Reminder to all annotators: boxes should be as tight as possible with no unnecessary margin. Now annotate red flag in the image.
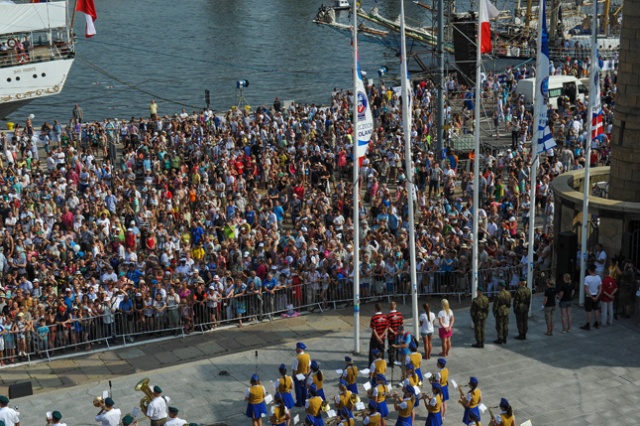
[76,0,98,38]
[479,0,499,54]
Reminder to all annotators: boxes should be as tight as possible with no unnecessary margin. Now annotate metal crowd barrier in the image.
[0,265,555,366]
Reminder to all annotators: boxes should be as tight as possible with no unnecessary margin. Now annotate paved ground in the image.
[3,295,640,426]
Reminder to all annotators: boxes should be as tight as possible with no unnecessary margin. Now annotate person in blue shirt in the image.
[274,200,285,226]
[126,263,144,287]
[191,223,204,245]
[262,272,279,319]
[392,325,413,360]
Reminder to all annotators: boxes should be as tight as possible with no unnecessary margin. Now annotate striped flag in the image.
[76,0,97,38]
[479,0,499,54]
[590,58,604,140]
[535,0,556,154]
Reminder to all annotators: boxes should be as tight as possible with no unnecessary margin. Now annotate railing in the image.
[0,265,555,366]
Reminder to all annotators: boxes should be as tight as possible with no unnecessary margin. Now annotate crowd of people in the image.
[0,42,637,368]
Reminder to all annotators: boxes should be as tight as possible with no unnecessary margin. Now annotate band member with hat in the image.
[392,385,416,426]
[0,395,19,426]
[245,374,268,426]
[270,393,291,426]
[334,380,355,418]
[276,364,295,409]
[423,382,443,426]
[337,407,355,426]
[363,400,381,426]
[369,374,388,426]
[402,364,419,389]
[306,361,326,401]
[404,342,423,383]
[436,358,449,420]
[95,397,121,426]
[46,411,66,426]
[304,384,324,426]
[369,349,386,386]
[462,377,482,426]
[341,357,359,394]
[164,407,186,426]
[293,342,311,407]
[490,398,515,426]
[147,385,168,426]
[121,415,137,426]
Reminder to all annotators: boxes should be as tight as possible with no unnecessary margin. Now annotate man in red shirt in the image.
[600,269,618,326]
[386,301,404,363]
[369,302,388,364]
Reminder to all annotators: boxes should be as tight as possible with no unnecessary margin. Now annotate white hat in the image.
[244,251,250,257]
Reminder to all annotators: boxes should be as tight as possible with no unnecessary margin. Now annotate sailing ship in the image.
[0,0,75,119]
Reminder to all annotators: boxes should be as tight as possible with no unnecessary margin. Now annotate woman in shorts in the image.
[419,303,436,359]
[557,273,574,333]
[437,299,454,357]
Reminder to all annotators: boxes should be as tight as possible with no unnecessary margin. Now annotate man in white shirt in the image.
[0,395,19,426]
[594,244,607,277]
[47,410,66,426]
[580,265,602,331]
[164,407,187,426]
[95,397,121,426]
[146,385,168,426]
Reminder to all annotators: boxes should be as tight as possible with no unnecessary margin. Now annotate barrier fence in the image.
[0,265,555,366]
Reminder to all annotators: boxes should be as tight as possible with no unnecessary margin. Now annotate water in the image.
[6,0,438,124]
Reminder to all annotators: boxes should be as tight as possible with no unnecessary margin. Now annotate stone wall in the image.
[609,0,640,202]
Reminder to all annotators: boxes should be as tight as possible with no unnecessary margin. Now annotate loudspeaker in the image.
[556,231,578,284]
[451,14,477,87]
[8,381,33,399]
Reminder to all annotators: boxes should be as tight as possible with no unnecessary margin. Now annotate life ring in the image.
[17,53,29,64]
[6,38,16,48]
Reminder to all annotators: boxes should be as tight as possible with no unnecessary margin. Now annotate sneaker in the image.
[593,322,600,329]
[580,323,591,330]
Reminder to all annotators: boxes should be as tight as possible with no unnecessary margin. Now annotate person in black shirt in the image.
[557,273,574,333]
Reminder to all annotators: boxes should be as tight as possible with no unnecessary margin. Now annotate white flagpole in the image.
[579,0,598,305]
[352,0,361,354]
[471,2,483,301]
[400,0,420,338]
[526,0,546,311]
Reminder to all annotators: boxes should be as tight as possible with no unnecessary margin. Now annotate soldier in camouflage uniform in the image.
[470,287,490,348]
[513,277,532,340]
[493,281,511,344]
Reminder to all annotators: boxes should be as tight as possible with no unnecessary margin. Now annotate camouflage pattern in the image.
[493,288,512,341]
[513,285,532,337]
[470,293,490,344]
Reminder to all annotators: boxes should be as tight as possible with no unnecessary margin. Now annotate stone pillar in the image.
[609,0,640,202]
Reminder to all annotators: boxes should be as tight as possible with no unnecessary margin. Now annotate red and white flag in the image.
[479,0,499,54]
[76,0,98,38]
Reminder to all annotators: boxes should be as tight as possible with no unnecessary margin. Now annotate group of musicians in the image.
[244,341,516,426]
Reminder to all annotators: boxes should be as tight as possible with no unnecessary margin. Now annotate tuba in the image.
[134,378,154,416]
[92,396,105,409]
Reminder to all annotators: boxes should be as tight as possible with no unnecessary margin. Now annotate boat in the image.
[0,0,75,120]
[332,0,351,11]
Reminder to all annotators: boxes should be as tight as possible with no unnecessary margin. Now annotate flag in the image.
[355,60,373,159]
[479,0,499,54]
[589,21,604,140]
[76,0,97,38]
[401,65,413,130]
[535,0,556,154]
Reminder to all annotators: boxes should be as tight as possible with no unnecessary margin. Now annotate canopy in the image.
[0,1,67,36]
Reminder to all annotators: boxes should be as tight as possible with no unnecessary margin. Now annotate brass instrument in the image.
[458,385,467,407]
[321,400,332,413]
[134,378,154,416]
[92,396,105,409]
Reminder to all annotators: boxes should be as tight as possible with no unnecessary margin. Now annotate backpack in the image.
[403,331,419,348]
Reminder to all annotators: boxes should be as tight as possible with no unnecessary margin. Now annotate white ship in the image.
[0,0,75,119]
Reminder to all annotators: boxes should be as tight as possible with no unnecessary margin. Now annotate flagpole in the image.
[579,0,598,305]
[400,0,420,338]
[526,0,546,314]
[352,0,361,355]
[471,3,483,302]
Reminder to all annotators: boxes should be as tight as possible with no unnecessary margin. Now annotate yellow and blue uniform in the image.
[370,358,387,386]
[372,384,389,418]
[271,404,289,426]
[293,345,311,407]
[277,375,295,409]
[343,364,359,394]
[439,367,449,401]
[425,394,442,426]
[395,397,415,426]
[496,411,515,426]
[335,390,355,417]
[305,395,324,426]
[308,372,325,401]
[245,385,267,419]
[462,388,482,425]
[364,412,382,426]
[407,352,423,382]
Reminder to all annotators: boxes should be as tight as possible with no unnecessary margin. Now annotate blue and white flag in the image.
[535,0,556,154]
[355,60,373,159]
